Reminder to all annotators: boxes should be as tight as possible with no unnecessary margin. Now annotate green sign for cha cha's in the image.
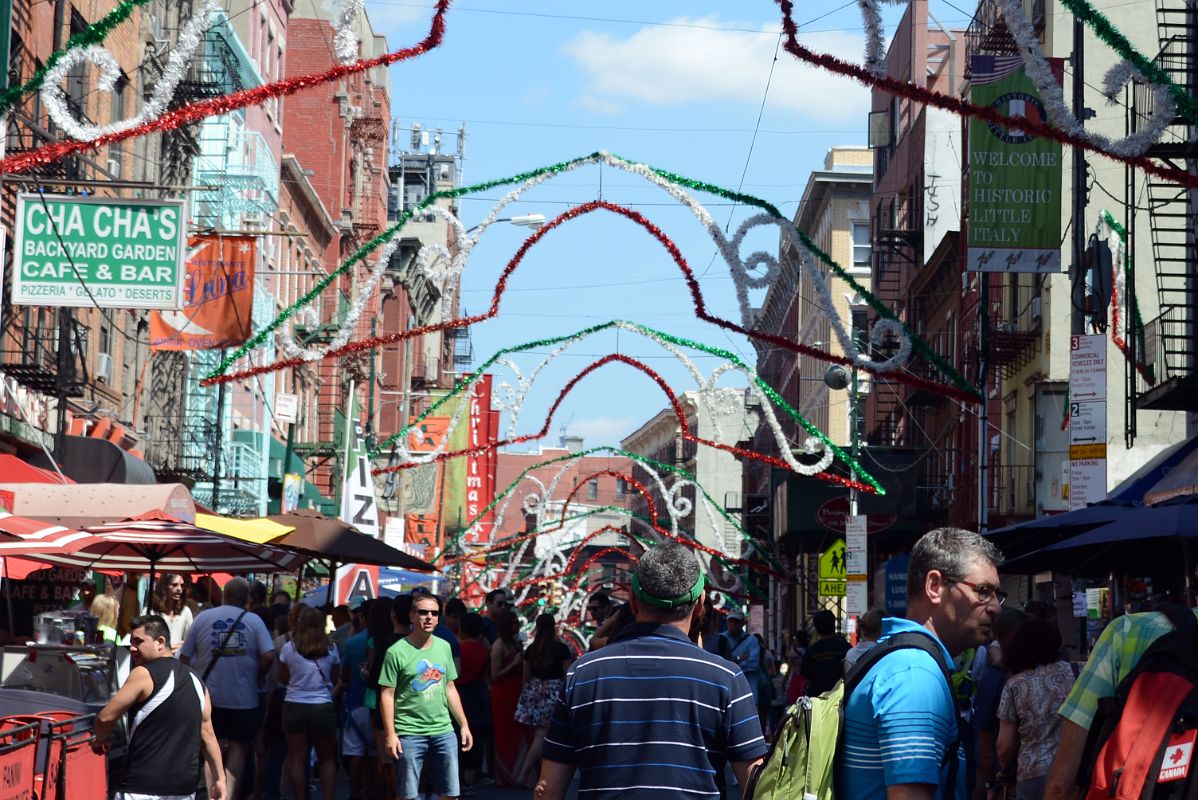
[11,194,188,309]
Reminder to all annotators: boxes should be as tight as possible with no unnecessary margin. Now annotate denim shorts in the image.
[397,731,459,799]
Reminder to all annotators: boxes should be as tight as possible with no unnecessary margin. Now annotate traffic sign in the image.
[1069,334,1107,510]
[819,539,847,597]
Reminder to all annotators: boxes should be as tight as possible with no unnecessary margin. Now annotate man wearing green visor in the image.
[534,542,767,799]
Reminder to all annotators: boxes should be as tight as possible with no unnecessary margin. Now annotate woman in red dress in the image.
[489,609,528,786]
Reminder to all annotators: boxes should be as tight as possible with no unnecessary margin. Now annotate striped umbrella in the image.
[19,511,303,594]
[0,512,104,579]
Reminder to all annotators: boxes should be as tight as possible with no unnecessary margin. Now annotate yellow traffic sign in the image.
[819,539,848,597]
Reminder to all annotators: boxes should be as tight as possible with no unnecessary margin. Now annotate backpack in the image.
[1078,603,1198,800]
[746,631,959,800]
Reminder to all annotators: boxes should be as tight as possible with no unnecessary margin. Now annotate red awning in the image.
[0,455,73,484]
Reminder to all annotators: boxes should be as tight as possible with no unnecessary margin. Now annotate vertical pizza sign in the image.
[464,375,496,545]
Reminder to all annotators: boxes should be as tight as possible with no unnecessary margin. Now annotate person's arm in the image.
[379,685,401,759]
[534,760,577,800]
[974,728,997,800]
[1043,719,1087,800]
[731,758,764,797]
[996,719,1018,780]
[199,688,226,800]
[93,665,153,751]
[522,658,531,683]
[445,681,473,751]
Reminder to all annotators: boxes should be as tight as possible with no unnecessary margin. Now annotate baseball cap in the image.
[726,609,746,622]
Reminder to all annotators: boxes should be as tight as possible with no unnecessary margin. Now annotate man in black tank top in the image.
[93,614,226,799]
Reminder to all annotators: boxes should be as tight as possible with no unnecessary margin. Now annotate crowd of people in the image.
[89,528,1198,799]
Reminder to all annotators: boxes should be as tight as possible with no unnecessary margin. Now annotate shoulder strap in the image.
[202,610,249,683]
[843,630,961,786]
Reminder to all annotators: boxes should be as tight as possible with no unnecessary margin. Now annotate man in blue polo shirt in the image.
[840,527,1004,800]
[536,541,767,799]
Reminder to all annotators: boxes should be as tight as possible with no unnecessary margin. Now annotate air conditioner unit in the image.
[95,352,112,383]
[107,158,121,176]
[1030,296,1042,320]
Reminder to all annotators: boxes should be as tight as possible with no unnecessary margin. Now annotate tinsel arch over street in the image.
[8,0,1195,615]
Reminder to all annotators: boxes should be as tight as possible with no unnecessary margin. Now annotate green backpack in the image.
[746,632,957,800]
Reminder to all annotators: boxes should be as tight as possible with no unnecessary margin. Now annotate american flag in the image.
[971,54,1026,85]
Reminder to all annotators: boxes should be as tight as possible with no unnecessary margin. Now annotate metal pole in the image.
[1071,17,1088,338]
[53,309,71,463]
[212,349,226,512]
[978,277,990,532]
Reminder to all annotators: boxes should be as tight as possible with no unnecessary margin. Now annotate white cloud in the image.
[567,416,639,445]
[363,3,430,35]
[562,17,868,123]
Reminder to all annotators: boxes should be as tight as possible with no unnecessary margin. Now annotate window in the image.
[615,478,627,499]
[587,479,598,500]
[852,224,871,272]
[108,75,127,177]
[99,324,111,356]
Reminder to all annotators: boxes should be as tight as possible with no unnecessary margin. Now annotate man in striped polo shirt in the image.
[536,542,767,799]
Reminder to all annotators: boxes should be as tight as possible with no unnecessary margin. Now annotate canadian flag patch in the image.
[1160,731,1198,782]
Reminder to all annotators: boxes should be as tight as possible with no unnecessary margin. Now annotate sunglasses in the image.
[414,608,440,617]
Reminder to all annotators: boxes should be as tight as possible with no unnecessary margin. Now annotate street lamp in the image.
[464,213,546,235]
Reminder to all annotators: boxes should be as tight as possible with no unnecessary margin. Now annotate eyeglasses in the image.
[946,577,1007,607]
[414,608,440,617]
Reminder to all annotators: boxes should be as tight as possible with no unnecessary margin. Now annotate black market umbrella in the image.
[268,508,438,605]
[1003,495,1198,578]
[985,499,1137,560]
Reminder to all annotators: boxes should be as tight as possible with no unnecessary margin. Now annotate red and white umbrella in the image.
[0,512,101,579]
[18,511,303,588]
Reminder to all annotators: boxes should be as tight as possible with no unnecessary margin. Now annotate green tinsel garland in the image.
[367,319,885,495]
[209,152,980,400]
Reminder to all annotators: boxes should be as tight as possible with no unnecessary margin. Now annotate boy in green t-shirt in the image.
[379,592,473,800]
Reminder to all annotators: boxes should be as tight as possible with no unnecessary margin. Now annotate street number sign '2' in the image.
[11,194,187,309]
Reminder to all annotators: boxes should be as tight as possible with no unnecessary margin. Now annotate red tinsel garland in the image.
[774,0,1198,190]
[0,0,450,176]
[204,199,980,405]
[371,351,880,493]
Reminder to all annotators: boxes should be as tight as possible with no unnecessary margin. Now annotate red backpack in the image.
[1079,604,1198,799]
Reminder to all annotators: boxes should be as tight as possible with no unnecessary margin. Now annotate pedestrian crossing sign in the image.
[819,538,847,597]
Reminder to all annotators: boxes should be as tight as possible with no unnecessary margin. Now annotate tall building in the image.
[2,0,188,482]
[280,2,392,502]
[963,0,1187,527]
[747,146,872,636]
[622,389,757,599]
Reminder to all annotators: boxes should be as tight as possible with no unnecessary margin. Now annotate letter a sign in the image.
[341,383,380,538]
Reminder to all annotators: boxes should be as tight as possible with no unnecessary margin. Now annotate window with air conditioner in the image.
[95,352,112,382]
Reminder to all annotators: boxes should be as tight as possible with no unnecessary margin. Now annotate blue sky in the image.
[369,1,971,450]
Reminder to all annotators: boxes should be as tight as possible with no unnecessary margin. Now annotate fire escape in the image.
[867,191,922,446]
[1133,0,1198,410]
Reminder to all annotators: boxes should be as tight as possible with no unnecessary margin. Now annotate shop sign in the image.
[11,194,187,308]
[884,554,910,616]
[464,376,495,544]
[816,496,896,534]
[966,56,1063,272]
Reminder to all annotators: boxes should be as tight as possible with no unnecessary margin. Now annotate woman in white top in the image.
[150,573,192,654]
[277,603,341,800]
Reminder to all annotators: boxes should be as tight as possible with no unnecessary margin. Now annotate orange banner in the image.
[404,417,450,552]
[149,235,256,350]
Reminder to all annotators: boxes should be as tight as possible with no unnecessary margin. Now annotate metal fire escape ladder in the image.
[1137,0,1198,409]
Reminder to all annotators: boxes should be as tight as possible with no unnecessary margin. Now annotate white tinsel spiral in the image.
[42,0,219,141]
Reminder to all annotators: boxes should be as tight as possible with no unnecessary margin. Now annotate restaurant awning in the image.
[29,434,155,484]
[0,482,197,527]
[1145,444,1198,506]
[0,454,72,484]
